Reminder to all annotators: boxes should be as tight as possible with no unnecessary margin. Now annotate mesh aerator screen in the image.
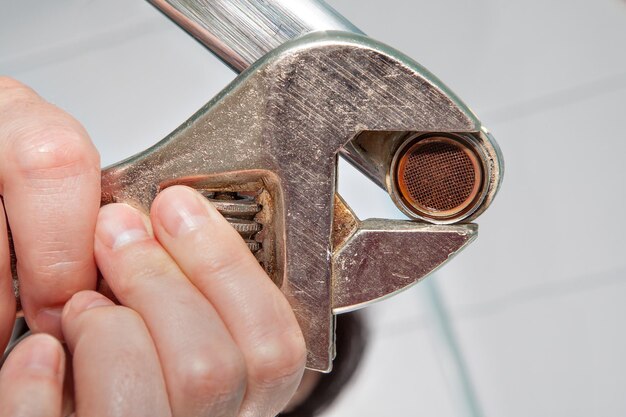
[397,137,482,218]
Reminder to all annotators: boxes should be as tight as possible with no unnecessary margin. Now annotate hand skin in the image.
[2,186,308,416]
[0,77,101,344]
[0,77,308,415]
[85,186,307,417]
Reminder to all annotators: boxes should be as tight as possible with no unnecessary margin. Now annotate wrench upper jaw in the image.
[330,195,478,314]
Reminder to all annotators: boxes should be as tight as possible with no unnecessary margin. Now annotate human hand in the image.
[1,185,306,416]
[0,77,101,347]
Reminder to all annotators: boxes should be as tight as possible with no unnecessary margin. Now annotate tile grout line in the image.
[421,278,484,417]
[451,266,626,320]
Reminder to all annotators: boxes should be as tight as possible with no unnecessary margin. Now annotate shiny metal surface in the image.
[330,195,478,313]
[149,0,503,221]
[332,221,477,310]
[205,194,262,217]
[148,0,361,71]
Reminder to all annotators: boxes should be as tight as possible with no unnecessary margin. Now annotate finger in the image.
[151,186,306,417]
[0,77,100,338]
[0,198,15,351]
[0,333,65,417]
[94,203,246,417]
[62,290,171,417]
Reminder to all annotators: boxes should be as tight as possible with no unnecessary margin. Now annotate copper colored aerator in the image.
[394,135,484,222]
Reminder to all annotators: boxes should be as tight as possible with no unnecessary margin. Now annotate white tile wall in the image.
[324,315,459,417]
[453,275,626,417]
[2,0,626,416]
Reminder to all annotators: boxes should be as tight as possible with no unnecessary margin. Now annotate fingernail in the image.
[23,335,62,375]
[158,187,211,237]
[84,297,114,310]
[97,204,150,250]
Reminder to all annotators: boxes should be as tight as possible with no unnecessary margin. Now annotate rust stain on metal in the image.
[331,194,358,250]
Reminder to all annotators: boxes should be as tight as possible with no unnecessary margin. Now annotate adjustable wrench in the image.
[11,0,504,372]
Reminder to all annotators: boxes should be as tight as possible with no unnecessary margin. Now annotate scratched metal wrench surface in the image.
[96,32,499,371]
[8,1,503,371]
[147,0,503,217]
[139,0,502,370]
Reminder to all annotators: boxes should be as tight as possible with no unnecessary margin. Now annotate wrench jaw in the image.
[97,32,500,372]
[330,195,478,314]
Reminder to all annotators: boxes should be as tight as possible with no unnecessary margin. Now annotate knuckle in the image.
[248,331,307,387]
[176,349,247,401]
[15,237,95,286]
[9,124,98,179]
[29,250,88,279]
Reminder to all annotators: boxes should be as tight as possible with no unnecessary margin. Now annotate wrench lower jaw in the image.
[331,198,478,314]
